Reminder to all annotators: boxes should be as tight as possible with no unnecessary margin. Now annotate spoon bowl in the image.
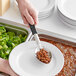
[35,47,52,59]
[35,46,52,64]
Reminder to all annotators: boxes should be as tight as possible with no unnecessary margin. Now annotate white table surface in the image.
[0,0,76,40]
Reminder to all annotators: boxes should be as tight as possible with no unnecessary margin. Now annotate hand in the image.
[0,58,18,76]
[17,0,38,26]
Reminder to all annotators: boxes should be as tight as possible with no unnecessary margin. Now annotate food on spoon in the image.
[36,48,51,64]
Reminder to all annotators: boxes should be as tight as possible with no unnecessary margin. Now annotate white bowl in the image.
[57,0,76,26]
[9,41,64,76]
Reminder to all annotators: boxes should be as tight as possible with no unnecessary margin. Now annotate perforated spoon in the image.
[29,24,43,50]
[29,24,52,59]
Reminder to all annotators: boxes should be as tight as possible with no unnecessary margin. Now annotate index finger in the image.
[29,9,38,25]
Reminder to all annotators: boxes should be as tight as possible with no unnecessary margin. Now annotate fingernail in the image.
[35,21,37,25]
[31,21,34,25]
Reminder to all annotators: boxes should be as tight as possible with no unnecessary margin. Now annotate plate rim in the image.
[57,0,76,21]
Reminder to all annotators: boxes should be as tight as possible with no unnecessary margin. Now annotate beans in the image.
[36,48,51,64]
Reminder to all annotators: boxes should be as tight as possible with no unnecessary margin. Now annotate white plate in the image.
[29,0,49,12]
[29,0,55,13]
[58,0,76,20]
[14,0,55,19]
[57,0,76,26]
[58,12,76,29]
[38,14,51,19]
[57,9,76,29]
[9,41,64,76]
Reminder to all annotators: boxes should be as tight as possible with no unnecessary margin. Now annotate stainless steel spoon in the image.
[29,24,43,50]
[29,24,52,58]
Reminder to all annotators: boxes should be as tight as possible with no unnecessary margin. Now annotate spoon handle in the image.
[29,24,42,49]
[29,24,37,35]
[34,34,43,49]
